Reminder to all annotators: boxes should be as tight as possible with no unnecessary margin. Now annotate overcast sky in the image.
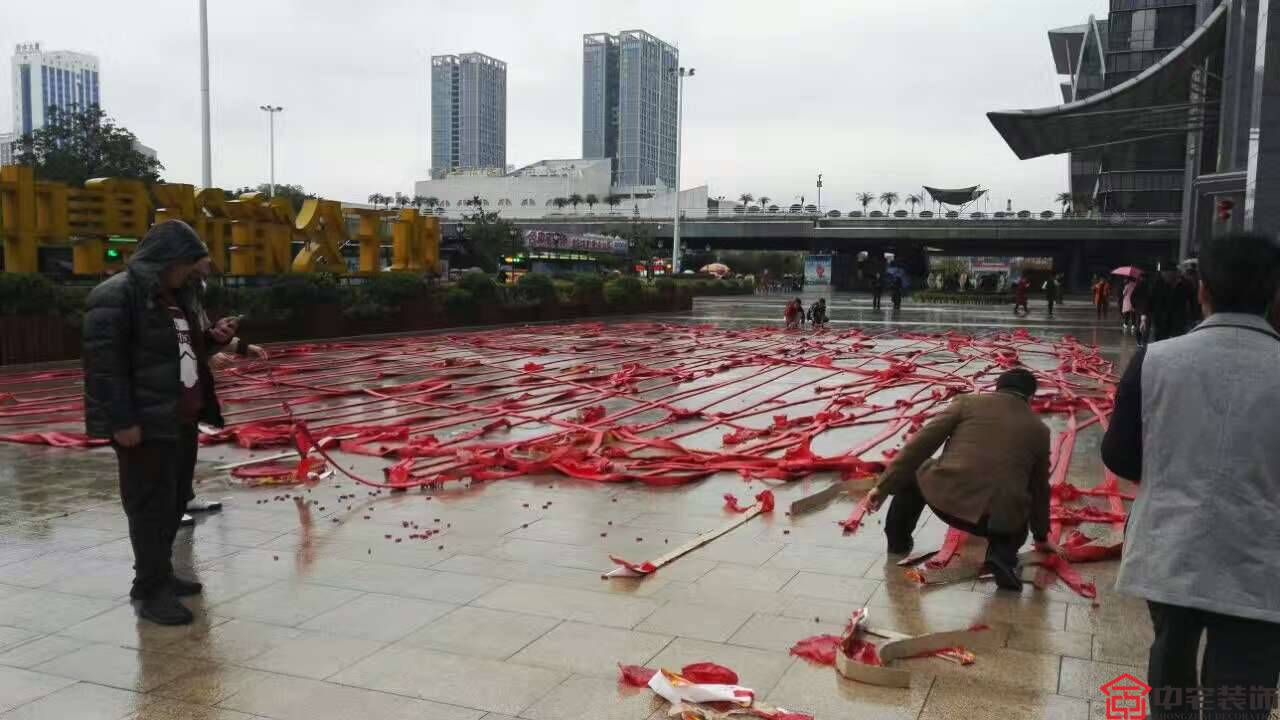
[4,0,1106,211]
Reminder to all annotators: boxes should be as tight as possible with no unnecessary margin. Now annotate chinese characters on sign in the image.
[523,230,628,255]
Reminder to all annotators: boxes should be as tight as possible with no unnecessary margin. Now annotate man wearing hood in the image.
[83,220,232,625]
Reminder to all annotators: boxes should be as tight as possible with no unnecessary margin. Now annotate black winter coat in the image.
[82,224,223,440]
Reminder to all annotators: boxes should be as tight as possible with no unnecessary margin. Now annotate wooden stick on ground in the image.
[601,504,767,579]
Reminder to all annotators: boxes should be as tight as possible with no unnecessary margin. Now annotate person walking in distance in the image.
[890,274,904,310]
[82,220,232,626]
[871,272,884,311]
[1102,233,1280,720]
[1013,276,1030,316]
[1092,275,1112,320]
[1042,275,1059,318]
[865,368,1064,590]
[1121,277,1138,332]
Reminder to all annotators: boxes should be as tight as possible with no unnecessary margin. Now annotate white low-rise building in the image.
[413,157,706,218]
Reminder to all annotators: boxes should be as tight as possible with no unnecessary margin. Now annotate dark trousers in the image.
[1046,297,1056,316]
[1147,601,1280,720]
[1096,302,1109,319]
[873,291,882,310]
[115,423,198,598]
[884,472,1026,569]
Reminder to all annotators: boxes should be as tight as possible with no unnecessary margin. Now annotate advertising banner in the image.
[523,230,628,255]
[804,255,833,285]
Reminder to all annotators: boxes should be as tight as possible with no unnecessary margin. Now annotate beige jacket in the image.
[874,391,1052,537]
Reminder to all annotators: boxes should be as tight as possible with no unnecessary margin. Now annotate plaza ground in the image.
[0,292,1149,720]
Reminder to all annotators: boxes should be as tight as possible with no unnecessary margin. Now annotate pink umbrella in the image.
[1111,266,1143,279]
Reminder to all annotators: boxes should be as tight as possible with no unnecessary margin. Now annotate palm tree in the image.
[738,192,754,210]
[857,192,874,215]
[391,192,406,208]
[422,196,439,211]
[584,193,599,212]
[567,193,584,212]
[605,193,623,213]
[553,197,569,211]
[410,194,427,211]
[367,192,385,208]
[1056,192,1072,214]
[879,192,899,215]
[905,193,924,216]
[758,195,771,211]
[382,194,395,210]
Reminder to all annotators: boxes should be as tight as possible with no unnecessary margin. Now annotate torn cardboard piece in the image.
[834,608,981,687]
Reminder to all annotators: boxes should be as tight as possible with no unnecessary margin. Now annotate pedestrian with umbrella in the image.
[1114,267,1143,333]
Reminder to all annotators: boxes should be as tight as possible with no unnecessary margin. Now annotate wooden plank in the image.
[602,505,766,579]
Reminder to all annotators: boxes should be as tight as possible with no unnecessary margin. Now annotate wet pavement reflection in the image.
[0,292,1148,719]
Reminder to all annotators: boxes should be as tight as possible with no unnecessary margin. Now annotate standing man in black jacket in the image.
[83,220,232,625]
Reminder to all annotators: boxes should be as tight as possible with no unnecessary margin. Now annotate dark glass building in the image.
[990,0,1280,260]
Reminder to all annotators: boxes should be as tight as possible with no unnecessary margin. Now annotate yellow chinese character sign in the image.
[0,166,439,276]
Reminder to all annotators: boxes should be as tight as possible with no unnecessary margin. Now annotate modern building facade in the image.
[10,43,100,136]
[990,0,1280,260]
[581,30,678,190]
[430,53,506,180]
[1046,2,1203,214]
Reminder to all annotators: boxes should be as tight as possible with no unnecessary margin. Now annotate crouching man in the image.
[865,368,1062,590]
[83,220,230,625]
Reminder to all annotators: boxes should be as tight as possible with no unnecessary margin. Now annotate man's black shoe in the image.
[138,589,193,626]
[886,538,914,556]
[984,559,1023,592]
[170,576,203,597]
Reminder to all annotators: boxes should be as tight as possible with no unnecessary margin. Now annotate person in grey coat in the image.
[1102,232,1280,720]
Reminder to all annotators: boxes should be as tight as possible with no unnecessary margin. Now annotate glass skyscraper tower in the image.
[10,43,100,136]
[582,30,678,190]
[430,53,507,179]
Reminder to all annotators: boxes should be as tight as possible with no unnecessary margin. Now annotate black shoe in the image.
[984,559,1023,591]
[138,589,194,626]
[170,576,203,597]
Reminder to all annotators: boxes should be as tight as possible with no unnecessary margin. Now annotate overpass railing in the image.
[430,207,1181,226]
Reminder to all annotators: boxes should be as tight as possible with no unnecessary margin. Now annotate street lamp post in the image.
[199,0,212,187]
[670,66,694,274]
[259,105,283,197]
[816,173,823,215]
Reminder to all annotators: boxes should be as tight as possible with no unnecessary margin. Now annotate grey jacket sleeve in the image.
[874,397,965,496]
[82,298,137,432]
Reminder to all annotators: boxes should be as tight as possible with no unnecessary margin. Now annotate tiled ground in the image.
[0,294,1151,720]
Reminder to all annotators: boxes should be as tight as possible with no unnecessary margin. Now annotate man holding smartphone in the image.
[83,220,232,625]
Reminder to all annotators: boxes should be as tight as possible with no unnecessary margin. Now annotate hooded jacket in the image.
[82,220,225,440]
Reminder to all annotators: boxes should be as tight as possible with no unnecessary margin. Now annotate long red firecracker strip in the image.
[0,323,1123,592]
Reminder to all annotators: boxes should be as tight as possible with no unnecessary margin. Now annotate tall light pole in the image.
[199,0,212,187]
[259,105,283,197]
[670,66,694,274]
[816,173,823,215]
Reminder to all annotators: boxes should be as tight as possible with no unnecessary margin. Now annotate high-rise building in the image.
[10,43,100,136]
[581,30,678,190]
[430,53,507,179]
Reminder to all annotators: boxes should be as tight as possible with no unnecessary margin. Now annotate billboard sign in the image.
[804,255,833,285]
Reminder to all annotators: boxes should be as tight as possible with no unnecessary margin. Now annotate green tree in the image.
[553,197,569,211]
[13,106,163,186]
[905,193,924,216]
[460,198,519,273]
[231,183,315,212]
[367,192,385,207]
[738,192,754,211]
[584,193,599,212]
[568,193,584,212]
[879,192,899,215]
[856,192,874,215]
[605,193,623,213]
[393,192,409,209]
[758,195,771,210]
[1056,192,1072,214]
